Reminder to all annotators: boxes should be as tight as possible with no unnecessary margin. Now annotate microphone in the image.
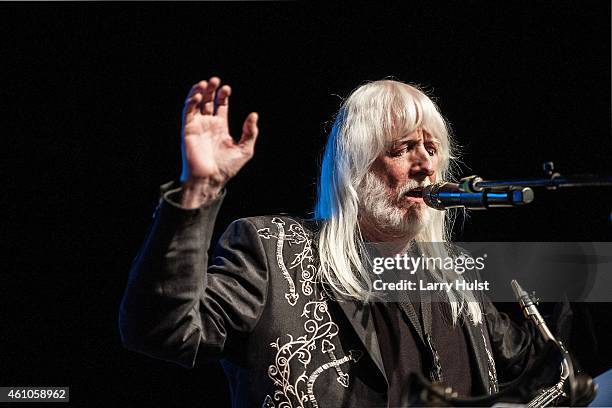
[418,182,534,210]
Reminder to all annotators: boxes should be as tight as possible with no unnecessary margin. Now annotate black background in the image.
[2,2,610,406]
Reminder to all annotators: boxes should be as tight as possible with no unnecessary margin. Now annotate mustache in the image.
[396,180,432,200]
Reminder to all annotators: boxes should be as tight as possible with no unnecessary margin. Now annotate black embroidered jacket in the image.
[119,182,543,407]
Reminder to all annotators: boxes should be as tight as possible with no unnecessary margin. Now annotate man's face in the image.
[360,127,439,238]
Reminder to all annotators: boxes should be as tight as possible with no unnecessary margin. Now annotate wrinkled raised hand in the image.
[179,77,259,208]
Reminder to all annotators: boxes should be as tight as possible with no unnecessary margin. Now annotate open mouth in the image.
[404,188,424,198]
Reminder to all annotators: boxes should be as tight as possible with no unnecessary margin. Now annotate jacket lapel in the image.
[336,299,388,384]
[464,320,492,394]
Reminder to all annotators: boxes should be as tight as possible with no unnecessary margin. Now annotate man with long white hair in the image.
[120,77,550,406]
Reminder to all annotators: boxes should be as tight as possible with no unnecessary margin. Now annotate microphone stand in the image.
[421,162,611,210]
[458,162,612,193]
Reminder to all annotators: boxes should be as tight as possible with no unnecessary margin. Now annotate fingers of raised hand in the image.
[215,85,231,118]
[202,76,220,115]
[238,112,259,157]
[185,77,233,118]
[184,80,207,118]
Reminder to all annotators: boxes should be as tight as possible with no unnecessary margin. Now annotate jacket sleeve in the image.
[119,182,269,368]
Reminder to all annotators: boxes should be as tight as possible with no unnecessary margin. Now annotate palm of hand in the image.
[180,78,258,185]
[183,115,244,180]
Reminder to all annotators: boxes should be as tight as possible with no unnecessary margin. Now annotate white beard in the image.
[359,172,432,239]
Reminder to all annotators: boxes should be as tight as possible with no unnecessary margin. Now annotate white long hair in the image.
[314,80,482,325]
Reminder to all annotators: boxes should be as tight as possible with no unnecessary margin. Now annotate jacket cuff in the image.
[154,180,226,227]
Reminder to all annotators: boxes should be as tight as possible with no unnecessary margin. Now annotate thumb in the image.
[238,112,259,155]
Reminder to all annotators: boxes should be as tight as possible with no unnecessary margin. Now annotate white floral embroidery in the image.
[257,218,299,305]
[321,339,346,386]
[287,223,318,297]
[306,350,363,407]
[262,394,275,408]
[257,218,320,305]
[267,300,339,408]
[258,217,362,408]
